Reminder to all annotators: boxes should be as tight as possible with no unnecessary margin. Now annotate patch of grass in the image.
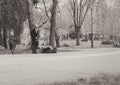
[44,73,120,85]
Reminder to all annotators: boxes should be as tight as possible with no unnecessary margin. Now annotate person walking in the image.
[9,35,16,54]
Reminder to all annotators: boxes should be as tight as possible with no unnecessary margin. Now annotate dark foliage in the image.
[32,0,39,5]
[0,0,28,44]
[101,40,113,45]
[69,31,82,40]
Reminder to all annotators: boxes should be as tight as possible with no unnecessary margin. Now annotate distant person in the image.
[9,36,16,54]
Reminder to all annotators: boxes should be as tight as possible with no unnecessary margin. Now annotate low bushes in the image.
[101,40,113,45]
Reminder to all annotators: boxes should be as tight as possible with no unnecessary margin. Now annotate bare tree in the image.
[96,0,120,39]
[35,0,51,28]
[69,0,95,46]
[42,0,61,47]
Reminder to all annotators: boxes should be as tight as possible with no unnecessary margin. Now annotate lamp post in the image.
[91,6,94,48]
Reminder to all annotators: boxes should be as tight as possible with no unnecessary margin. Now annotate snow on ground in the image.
[0,48,120,85]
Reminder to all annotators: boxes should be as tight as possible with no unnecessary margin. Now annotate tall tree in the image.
[26,0,38,53]
[69,0,95,46]
[0,0,28,47]
[1,0,9,49]
[42,0,60,47]
[49,0,58,48]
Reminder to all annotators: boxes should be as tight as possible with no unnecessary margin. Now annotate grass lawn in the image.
[47,73,120,85]
[0,40,113,55]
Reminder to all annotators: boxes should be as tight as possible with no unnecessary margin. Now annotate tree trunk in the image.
[3,27,8,49]
[26,0,37,53]
[49,0,58,49]
[76,27,80,46]
[90,33,94,48]
[0,29,2,45]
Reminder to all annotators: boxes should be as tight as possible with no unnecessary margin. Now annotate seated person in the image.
[41,46,57,53]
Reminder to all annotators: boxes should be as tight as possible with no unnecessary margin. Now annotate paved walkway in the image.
[0,48,120,85]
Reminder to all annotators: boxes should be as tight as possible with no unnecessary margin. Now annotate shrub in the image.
[69,31,77,40]
[69,31,82,40]
[63,44,70,47]
[101,40,113,45]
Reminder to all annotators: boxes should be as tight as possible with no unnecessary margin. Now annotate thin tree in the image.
[90,7,94,48]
